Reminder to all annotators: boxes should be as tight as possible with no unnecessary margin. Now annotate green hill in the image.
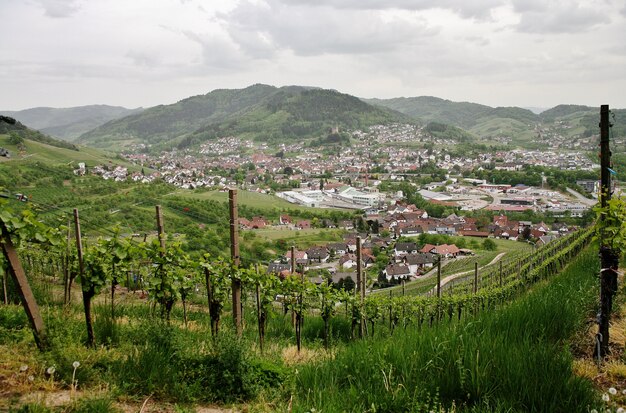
[539,104,593,122]
[77,84,409,151]
[0,105,142,141]
[364,96,491,129]
[0,115,78,151]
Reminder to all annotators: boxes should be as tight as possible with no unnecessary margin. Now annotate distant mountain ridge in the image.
[77,84,410,150]
[0,105,143,141]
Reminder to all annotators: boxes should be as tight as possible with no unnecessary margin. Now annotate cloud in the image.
[125,51,160,67]
[277,0,504,19]
[182,31,247,70]
[513,0,611,33]
[33,0,81,18]
[219,0,438,58]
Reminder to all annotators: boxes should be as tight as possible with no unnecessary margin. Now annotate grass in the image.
[0,135,139,170]
[251,227,344,248]
[294,246,600,412]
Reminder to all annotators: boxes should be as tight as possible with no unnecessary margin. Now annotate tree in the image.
[482,238,497,251]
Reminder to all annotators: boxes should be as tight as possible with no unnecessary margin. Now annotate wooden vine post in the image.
[436,257,441,298]
[473,262,479,294]
[596,104,619,359]
[290,245,296,327]
[356,236,365,338]
[74,208,94,347]
[0,221,47,349]
[63,220,72,305]
[229,189,242,336]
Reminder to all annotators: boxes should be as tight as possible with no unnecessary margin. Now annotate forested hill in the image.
[0,105,143,141]
[365,96,539,129]
[77,84,409,151]
[0,115,78,151]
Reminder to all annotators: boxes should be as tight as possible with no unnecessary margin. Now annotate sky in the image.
[1,0,626,110]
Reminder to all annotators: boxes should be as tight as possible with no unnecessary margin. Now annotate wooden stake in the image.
[229,189,242,336]
[155,205,165,254]
[1,222,47,349]
[474,262,478,294]
[597,104,618,359]
[356,236,365,338]
[436,258,441,298]
[74,208,94,347]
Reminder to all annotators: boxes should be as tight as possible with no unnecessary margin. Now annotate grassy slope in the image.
[0,134,135,169]
[295,246,600,412]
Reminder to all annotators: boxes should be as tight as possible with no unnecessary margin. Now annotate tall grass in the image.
[294,247,600,412]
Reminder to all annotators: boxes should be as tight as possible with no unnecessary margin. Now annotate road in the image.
[566,187,597,207]
[425,252,507,296]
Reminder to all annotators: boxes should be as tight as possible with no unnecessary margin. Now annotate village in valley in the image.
[69,122,600,295]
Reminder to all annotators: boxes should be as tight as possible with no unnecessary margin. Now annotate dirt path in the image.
[426,252,507,295]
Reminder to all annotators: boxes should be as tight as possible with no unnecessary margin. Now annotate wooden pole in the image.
[2,261,7,305]
[63,220,71,305]
[436,258,442,298]
[155,205,166,253]
[74,208,94,347]
[473,262,478,294]
[499,260,503,288]
[356,236,365,337]
[597,104,618,359]
[229,189,242,336]
[1,222,47,349]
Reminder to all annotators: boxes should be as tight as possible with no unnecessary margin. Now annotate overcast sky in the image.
[1,0,626,110]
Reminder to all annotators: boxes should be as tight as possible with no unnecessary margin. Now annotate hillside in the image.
[77,84,409,151]
[0,105,143,141]
[0,115,78,151]
[365,96,492,129]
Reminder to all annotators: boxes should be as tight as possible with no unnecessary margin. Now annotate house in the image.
[383,264,412,281]
[307,246,330,263]
[403,253,436,275]
[421,244,460,258]
[537,235,557,245]
[331,272,358,288]
[394,242,418,256]
[285,250,308,261]
[279,214,293,225]
[328,242,348,255]
[297,220,312,230]
[397,226,423,237]
[338,253,359,269]
[267,263,291,274]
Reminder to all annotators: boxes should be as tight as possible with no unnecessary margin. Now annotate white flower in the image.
[609,387,618,395]
[602,393,610,402]
[19,365,28,372]
[590,409,598,413]
[28,375,34,382]
[623,389,626,395]
[72,361,80,369]
[617,408,625,413]
[46,366,55,375]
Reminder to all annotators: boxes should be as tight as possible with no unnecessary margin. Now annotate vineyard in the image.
[0,195,605,412]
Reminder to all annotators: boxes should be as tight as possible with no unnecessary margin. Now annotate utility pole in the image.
[229,189,242,336]
[596,104,618,359]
